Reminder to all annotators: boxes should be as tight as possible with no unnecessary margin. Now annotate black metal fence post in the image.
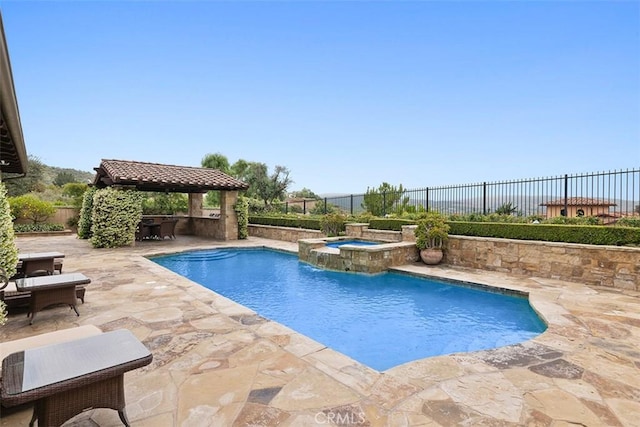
[426,188,429,212]
[563,174,569,216]
[483,182,487,215]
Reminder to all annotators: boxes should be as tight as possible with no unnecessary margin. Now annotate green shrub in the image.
[77,187,97,239]
[310,201,341,215]
[90,188,143,248]
[0,300,6,326]
[319,213,347,236]
[62,182,89,208]
[0,183,18,278]
[234,196,249,239]
[9,194,56,224]
[615,217,640,228]
[142,192,188,215]
[415,211,450,250]
[545,216,600,225]
[14,223,65,233]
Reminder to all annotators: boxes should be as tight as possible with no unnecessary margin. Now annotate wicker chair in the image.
[159,219,178,240]
[135,222,152,241]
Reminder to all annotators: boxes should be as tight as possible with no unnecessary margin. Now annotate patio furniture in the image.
[1,329,152,427]
[0,325,103,376]
[0,280,86,310]
[135,222,152,241]
[14,273,91,324]
[15,252,65,278]
[159,219,178,239]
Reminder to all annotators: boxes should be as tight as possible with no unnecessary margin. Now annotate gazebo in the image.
[92,159,249,240]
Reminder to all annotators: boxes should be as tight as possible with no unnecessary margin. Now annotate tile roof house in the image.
[0,11,27,176]
[540,197,616,219]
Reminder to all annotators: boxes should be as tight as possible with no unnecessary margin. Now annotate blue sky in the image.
[1,1,638,195]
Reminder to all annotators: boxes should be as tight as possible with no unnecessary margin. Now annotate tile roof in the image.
[93,159,249,193]
[540,197,617,207]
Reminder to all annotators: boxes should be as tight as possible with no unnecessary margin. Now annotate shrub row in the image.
[368,218,416,231]
[249,215,322,230]
[13,223,65,233]
[447,221,640,246]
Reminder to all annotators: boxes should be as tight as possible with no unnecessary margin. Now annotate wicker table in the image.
[15,273,91,324]
[18,252,65,277]
[0,329,153,427]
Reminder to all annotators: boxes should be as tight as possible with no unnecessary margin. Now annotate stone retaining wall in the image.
[445,236,640,291]
[248,224,324,242]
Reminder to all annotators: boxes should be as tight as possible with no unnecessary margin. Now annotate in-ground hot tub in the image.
[299,237,419,273]
[324,239,380,248]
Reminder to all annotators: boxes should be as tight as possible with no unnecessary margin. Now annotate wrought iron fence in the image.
[283,168,640,218]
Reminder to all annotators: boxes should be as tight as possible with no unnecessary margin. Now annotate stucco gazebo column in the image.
[188,193,203,217]
[220,191,239,240]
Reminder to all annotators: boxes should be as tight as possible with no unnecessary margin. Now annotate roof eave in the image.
[0,11,27,175]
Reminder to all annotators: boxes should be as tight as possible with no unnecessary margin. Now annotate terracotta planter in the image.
[419,248,443,265]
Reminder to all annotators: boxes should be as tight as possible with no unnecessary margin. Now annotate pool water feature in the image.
[325,240,380,248]
[151,248,546,371]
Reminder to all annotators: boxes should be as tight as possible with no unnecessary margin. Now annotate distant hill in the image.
[42,165,94,185]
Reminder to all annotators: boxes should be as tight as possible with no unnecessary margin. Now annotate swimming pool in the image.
[151,248,546,371]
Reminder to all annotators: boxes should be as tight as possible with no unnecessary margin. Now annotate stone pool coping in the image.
[1,234,639,426]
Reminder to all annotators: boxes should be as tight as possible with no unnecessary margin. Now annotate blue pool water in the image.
[151,248,546,371]
[325,240,379,248]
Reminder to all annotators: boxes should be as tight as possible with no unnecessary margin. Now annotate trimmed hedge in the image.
[0,183,18,279]
[90,188,143,248]
[77,187,97,239]
[448,221,640,246]
[234,196,249,239]
[247,215,640,246]
[14,223,65,233]
[368,218,416,231]
[249,215,323,230]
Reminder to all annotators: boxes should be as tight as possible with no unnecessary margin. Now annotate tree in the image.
[230,159,250,180]
[362,182,408,216]
[53,171,77,187]
[201,153,231,174]
[244,163,292,207]
[62,183,89,208]
[142,192,188,215]
[289,188,320,200]
[2,156,46,196]
[9,194,56,224]
[495,202,518,215]
[202,153,232,207]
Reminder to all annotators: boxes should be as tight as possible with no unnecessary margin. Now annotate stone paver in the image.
[1,234,639,426]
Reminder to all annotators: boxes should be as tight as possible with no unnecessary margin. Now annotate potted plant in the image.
[414,211,450,265]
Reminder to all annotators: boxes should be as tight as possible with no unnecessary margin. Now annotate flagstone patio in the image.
[1,234,639,426]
